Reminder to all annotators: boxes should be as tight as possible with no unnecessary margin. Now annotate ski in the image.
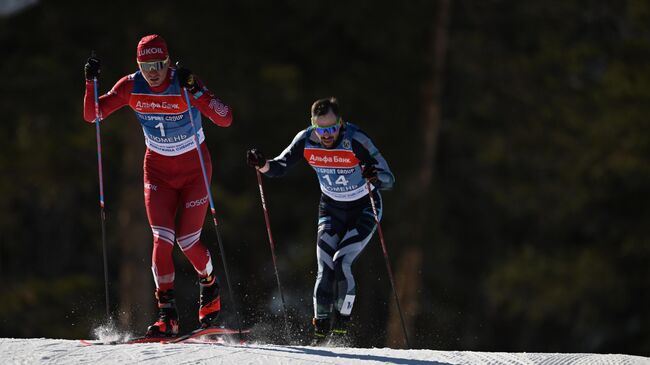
[166,326,250,344]
[80,336,175,346]
[80,326,249,346]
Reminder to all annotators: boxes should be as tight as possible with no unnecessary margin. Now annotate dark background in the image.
[1,0,648,355]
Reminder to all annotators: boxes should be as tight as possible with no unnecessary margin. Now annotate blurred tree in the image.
[0,0,648,354]
[387,0,451,349]
[441,0,650,353]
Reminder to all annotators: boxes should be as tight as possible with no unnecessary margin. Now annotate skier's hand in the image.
[362,164,380,187]
[175,62,200,94]
[246,149,266,168]
[84,56,101,80]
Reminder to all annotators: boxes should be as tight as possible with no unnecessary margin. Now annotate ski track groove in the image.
[237,346,346,365]
[35,338,92,364]
[175,347,257,365]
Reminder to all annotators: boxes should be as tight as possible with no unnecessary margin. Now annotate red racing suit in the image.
[83,67,232,291]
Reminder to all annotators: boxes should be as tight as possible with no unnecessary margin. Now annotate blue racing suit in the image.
[263,122,394,319]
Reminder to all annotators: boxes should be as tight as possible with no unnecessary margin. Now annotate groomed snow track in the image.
[1,338,648,364]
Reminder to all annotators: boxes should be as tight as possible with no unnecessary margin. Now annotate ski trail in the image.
[0,338,648,365]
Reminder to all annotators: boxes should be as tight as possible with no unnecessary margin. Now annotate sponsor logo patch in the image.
[138,47,164,57]
[130,94,188,114]
[186,195,208,209]
[208,98,229,117]
[304,148,359,168]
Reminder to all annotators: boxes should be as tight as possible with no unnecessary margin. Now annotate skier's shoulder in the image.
[109,73,137,97]
[111,71,138,85]
[290,126,314,145]
[113,72,138,90]
[345,122,375,148]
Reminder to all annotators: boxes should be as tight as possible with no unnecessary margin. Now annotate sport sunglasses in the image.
[312,117,342,135]
[138,57,170,72]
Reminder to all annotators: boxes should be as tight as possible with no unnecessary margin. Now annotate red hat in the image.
[136,34,169,62]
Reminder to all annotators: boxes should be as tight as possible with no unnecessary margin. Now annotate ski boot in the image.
[198,274,221,327]
[310,317,330,346]
[146,289,179,337]
[329,312,352,346]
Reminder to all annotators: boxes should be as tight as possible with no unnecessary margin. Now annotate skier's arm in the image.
[186,77,233,127]
[83,76,132,123]
[262,129,309,177]
[352,131,395,190]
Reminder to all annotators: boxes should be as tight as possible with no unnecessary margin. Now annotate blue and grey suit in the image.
[263,122,394,319]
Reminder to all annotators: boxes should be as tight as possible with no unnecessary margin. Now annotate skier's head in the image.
[137,34,170,87]
[311,97,343,148]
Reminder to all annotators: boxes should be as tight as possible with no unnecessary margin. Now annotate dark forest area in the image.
[1,0,648,355]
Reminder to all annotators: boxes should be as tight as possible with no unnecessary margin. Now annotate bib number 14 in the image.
[323,174,349,186]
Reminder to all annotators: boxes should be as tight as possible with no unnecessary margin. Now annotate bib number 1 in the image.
[155,122,166,137]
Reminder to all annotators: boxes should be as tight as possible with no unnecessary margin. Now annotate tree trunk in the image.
[385,0,451,348]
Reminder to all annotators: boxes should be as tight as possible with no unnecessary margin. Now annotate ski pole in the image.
[91,55,111,320]
[366,181,410,348]
[181,87,243,337]
[255,169,291,342]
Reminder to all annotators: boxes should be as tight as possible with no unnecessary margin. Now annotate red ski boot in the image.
[146,289,179,337]
[198,274,221,326]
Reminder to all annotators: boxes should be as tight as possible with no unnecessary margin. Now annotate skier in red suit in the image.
[83,34,232,337]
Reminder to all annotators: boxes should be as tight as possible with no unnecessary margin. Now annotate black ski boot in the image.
[310,317,330,346]
[330,312,353,346]
[198,274,221,327]
[146,289,179,337]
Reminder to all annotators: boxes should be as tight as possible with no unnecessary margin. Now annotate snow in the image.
[1,338,648,365]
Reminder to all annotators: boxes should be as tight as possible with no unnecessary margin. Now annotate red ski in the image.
[80,336,174,346]
[166,326,250,344]
[80,326,250,346]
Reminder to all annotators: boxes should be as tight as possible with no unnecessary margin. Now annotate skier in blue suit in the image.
[246,97,394,344]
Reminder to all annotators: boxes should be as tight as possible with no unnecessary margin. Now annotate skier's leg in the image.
[312,200,345,341]
[176,148,220,325]
[176,186,213,279]
[176,145,213,276]
[333,192,382,320]
[314,229,336,317]
[313,206,345,318]
[144,178,180,292]
[144,169,180,336]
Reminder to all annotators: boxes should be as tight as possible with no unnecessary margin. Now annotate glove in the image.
[246,149,266,168]
[84,57,101,80]
[175,62,200,94]
[362,164,380,187]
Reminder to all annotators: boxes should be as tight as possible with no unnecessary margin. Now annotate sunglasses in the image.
[138,57,170,72]
[312,118,342,135]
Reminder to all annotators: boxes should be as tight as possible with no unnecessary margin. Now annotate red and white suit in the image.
[83,67,232,291]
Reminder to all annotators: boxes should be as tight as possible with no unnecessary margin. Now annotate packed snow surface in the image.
[1,338,648,364]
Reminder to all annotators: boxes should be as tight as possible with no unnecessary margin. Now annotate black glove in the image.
[175,62,200,94]
[84,57,101,80]
[362,164,380,186]
[246,149,266,168]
